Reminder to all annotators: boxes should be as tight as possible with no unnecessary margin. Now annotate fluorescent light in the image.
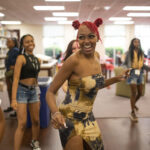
[0,12,4,17]
[104,6,110,10]
[109,17,132,21]
[58,21,72,24]
[53,12,79,16]
[114,21,134,24]
[33,6,65,11]
[127,13,150,17]
[123,6,150,11]
[45,0,81,1]
[0,21,22,24]
[44,17,67,21]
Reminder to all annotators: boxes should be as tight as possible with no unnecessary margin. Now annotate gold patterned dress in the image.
[59,74,105,150]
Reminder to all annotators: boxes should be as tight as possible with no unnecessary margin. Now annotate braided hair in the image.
[128,38,144,62]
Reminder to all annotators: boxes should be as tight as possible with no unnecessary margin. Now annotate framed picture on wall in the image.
[8,29,20,41]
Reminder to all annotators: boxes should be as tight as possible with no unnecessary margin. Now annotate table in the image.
[40,60,57,76]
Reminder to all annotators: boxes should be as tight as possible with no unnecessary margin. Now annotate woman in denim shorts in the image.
[11,34,41,150]
[124,38,144,122]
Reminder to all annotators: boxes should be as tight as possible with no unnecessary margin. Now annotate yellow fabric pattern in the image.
[58,74,105,150]
[132,50,144,69]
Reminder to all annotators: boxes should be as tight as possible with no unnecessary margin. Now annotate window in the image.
[43,25,65,57]
[135,25,150,54]
[104,25,126,49]
[104,25,126,65]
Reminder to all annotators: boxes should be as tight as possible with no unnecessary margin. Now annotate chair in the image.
[114,67,146,98]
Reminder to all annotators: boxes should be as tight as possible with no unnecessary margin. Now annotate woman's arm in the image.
[46,56,77,113]
[102,69,130,89]
[11,55,25,110]
[46,56,77,128]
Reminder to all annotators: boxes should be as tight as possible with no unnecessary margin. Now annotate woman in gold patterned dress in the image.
[46,18,129,150]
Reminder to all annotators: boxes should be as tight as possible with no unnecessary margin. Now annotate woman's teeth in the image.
[84,45,91,48]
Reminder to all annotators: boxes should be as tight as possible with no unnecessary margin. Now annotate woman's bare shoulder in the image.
[16,55,26,63]
[95,51,100,59]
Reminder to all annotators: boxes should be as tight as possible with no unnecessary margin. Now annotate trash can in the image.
[27,77,52,128]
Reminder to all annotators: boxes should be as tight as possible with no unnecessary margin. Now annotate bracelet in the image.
[51,111,61,119]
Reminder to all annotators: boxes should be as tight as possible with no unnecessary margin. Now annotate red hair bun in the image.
[72,20,80,30]
[94,18,103,27]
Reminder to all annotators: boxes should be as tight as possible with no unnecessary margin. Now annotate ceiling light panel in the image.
[0,12,5,17]
[53,12,79,16]
[127,13,150,17]
[45,0,81,1]
[114,21,134,24]
[58,21,73,24]
[44,17,67,21]
[104,6,110,10]
[109,17,132,21]
[33,6,65,11]
[0,21,22,24]
[123,6,150,11]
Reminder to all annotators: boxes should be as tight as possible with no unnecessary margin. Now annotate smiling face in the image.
[23,35,35,53]
[78,25,98,55]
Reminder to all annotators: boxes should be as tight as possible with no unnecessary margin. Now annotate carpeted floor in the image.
[93,83,150,118]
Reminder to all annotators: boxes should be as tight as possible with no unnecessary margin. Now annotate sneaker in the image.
[129,112,138,122]
[9,112,17,117]
[30,140,41,150]
[4,107,13,112]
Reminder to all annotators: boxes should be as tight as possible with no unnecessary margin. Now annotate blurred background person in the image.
[124,38,144,122]
[62,40,80,93]
[4,38,19,117]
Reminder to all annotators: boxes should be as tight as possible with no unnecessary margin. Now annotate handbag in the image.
[5,69,14,78]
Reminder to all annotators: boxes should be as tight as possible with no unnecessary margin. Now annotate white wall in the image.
[6,24,43,54]
[64,25,77,51]
[125,25,135,51]
[6,23,135,58]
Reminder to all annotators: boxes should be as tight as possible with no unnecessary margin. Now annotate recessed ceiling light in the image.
[0,21,22,24]
[127,13,150,17]
[104,6,110,10]
[45,0,81,1]
[33,6,65,11]
[58,21,72,24]
[114,21,134,24]
[123,6,150,11]
[0,12,5,17]
[109,17,132,21]
[53,12,79,16]
[44,17,67,21]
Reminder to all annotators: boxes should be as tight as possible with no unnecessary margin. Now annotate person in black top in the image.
[11,34,41,150]
[4,38,19,117]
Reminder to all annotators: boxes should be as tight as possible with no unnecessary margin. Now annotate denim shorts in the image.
[17,84,40,104]
[127,69,144,85]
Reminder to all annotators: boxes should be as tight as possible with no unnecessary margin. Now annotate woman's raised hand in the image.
[117,69,131,81]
